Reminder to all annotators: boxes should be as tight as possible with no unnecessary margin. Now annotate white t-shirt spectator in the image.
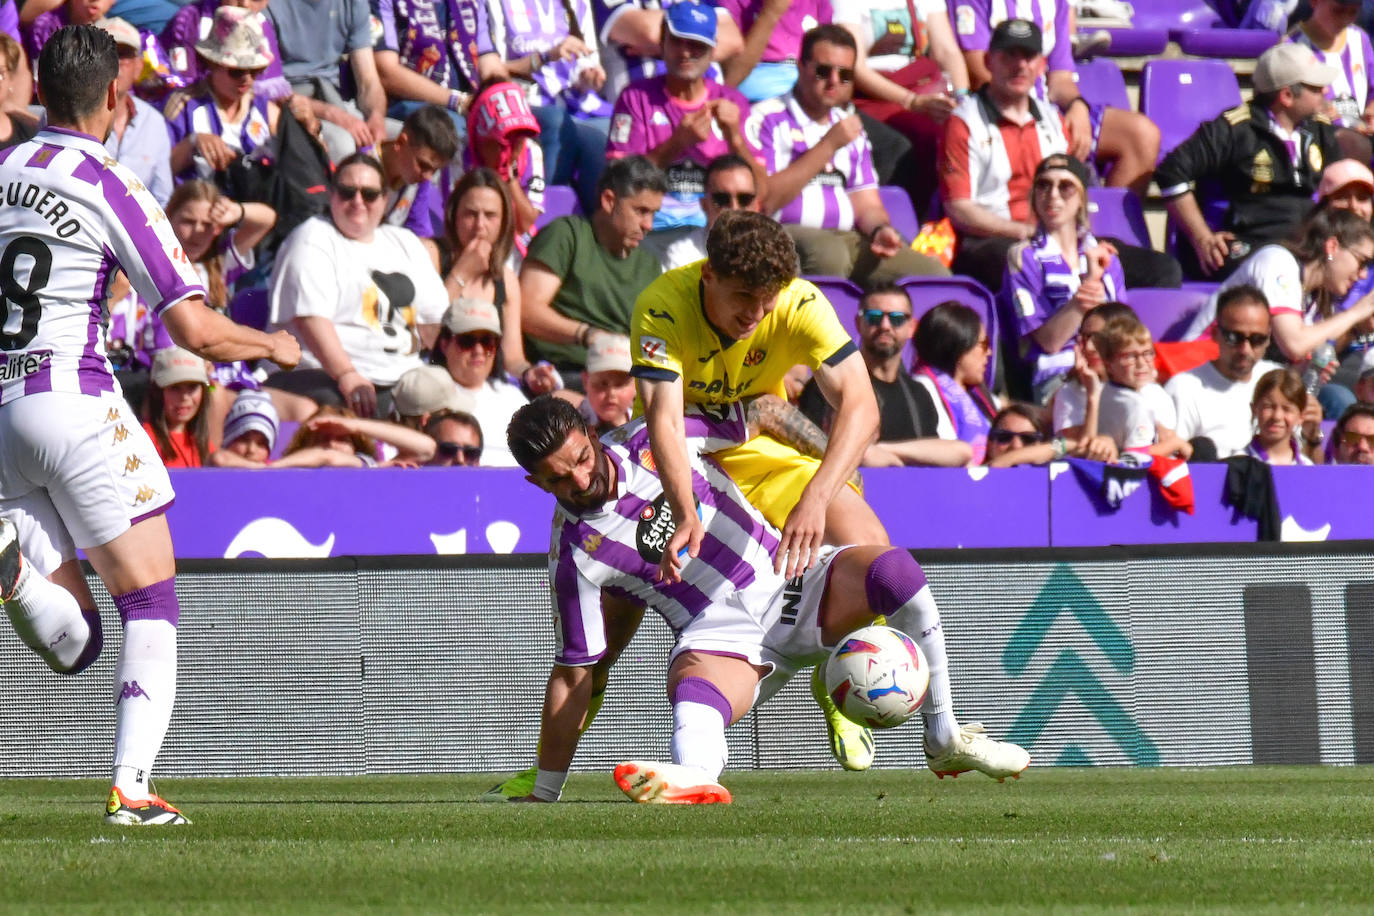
[463,377,531,467]
[1054,378,1176,434]
[1098,381,1175,451]
[1165,359,1282,457]
[1185,245,1309,339]
[269,216,449,386]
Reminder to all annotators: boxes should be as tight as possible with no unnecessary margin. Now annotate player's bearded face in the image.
[534,428,615,511]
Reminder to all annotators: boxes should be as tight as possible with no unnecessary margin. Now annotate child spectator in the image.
[1247,368,1322,465]
[463,80,545,254]
[210,389,280,467]
[577,332,635,433]
[1051,301,1135,446]
[1093,316,1191,459]
[142,347,213,468]
[281,406,437,467]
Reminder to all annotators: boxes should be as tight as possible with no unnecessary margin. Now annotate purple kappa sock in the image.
[671,675,733,727]
[112,577,180,627]
[864,549,928,617]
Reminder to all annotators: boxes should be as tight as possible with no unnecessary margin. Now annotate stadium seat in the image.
[228,287,269,331]
[806,275,863,333]
[1087,187,1152,250]
[899,276,1000,388]
[1140,59,1242,160]
[1130,0,1221,35]
[1098,28,1169,57]
[1127,286,1214,342]
[1175,27,1279,58]
[534,185,583,232]
[879,186,921,240]
[1074,59,1129,112]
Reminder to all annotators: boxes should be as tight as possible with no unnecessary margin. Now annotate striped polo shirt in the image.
[745,91,878,231]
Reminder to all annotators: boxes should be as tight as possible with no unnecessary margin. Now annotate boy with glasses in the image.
[1166,285,1283,459]
[1094,316,1191,460]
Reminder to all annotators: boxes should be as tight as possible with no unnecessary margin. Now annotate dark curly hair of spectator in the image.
[706,210,798,297]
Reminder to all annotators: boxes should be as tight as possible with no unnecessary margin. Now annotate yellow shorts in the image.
[714,435,861,530]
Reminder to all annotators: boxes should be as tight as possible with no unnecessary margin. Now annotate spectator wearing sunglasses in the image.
[164,7,290,183]
[606,2,765,263]
[424,411,485,466]
[1182,208,1374,419]
[657,152,760,270]
[798,283,969,466]
[910,301,999,463]
[745,24,947,285]
[97,17,168,205]
[1166,286,1283,459]
[430,298,529,467]
[266,153,450,420]
[1003,154,1126,404]
[1334,401,1374,463]
[159,0,291,103]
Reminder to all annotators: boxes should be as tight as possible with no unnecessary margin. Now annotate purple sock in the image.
[113,578,179,627]
[864,549,928,617]
[671,675,732,726]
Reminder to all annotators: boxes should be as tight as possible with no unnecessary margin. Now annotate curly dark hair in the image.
[705,210,798,297]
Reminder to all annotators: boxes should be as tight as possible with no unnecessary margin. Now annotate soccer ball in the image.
[823,625,929,729]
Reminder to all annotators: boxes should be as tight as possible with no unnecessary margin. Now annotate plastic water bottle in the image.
[1303,343,1338,395]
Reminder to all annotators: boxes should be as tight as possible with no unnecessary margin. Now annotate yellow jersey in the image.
[630,261,855,404]
[629,261,859,528]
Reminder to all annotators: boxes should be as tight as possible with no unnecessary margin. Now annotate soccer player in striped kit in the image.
[504,395,1028,804]
[0,25,299,825]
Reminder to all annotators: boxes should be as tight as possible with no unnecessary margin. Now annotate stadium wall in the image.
[2,544,1372,778]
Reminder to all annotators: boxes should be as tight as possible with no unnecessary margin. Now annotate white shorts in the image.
[0,391,174,576]
[670,546,847,705]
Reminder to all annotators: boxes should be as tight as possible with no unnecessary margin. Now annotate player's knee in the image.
[54,608,103,676]
[112,577,180,628]
[864,548,928,618]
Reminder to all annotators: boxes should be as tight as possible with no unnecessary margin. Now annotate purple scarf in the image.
[917,365,994,462]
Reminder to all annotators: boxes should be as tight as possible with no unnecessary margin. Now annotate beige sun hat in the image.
[194,6,274,70]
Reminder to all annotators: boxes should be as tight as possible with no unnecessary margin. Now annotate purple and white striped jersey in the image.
[547,402,786,666]
[951,0,1072,105]
[591,0,726,103]
[0,128,203,406]
[745,92,878,231]
[487,0,613,117]
[1290,26,1374,130]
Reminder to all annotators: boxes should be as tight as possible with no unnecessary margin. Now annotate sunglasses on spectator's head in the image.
[334,183,383,203]
[862,309,910,328]
[437,441,482,462]
[988,428,1045,446]
[812,63,854,83]
[709,191,756,208]
[455,331,500,351]
[1217,327,1270,349]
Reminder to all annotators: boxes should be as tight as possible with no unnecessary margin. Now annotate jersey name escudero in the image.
[0,127,203,405]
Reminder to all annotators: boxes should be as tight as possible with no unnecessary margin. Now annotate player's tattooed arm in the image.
[743,394,863,489]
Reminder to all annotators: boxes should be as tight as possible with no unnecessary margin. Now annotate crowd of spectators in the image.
[8,0,1373,470]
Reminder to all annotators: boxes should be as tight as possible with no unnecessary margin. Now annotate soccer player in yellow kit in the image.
[633,210,890,770]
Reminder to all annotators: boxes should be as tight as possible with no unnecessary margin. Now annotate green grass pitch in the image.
[2,767,1372,914]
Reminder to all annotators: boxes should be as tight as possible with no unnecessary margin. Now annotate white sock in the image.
[671,701,729,780]
[886,585,959,753]
[4,559,91,672]
[111,619,177,796]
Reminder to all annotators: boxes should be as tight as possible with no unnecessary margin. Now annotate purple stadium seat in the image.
[899,276,999,388]
[1074,59,1129,112]
[1140,59,1242,160]
[228,287,269,331]
[1087,187,1151,250]
[534,185,583,232]
[879,185,921,239]
[1131,0,1221,35]
[1099,28,1169,57]
[1175,27,1279,58]
[805,275,864,345]
[1127,286,1215,342]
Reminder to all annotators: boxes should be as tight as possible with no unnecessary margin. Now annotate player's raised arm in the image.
[639,375,703,584]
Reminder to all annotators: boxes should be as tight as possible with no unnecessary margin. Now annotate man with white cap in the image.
[97,16,172,206]
[1157,42,1344,281]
